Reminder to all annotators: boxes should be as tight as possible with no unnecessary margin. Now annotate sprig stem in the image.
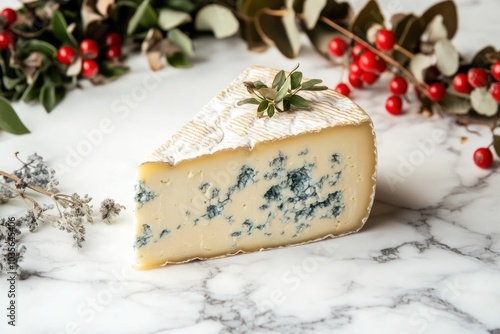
[0,170,52,198]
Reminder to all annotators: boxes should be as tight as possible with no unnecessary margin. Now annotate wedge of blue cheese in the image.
[135,66,377,269]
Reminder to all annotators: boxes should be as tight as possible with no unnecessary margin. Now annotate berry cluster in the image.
[56,32,123,78]
[330,36,386,97]
[0,8,17,50]
[453,64,500,103]
[328,28,498,169]
[330,29,449,114]
[452,62,500,169]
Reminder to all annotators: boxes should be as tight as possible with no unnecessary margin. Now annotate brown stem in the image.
[318,16,431,96]
[0,181,38,209]
[0,170,53,198]
[393,44,414,59]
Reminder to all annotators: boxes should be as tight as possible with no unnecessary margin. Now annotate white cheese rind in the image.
[135,66,377,269]
[146,66,371,166]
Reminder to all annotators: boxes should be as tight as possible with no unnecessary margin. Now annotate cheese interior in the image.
[135,122,376,268]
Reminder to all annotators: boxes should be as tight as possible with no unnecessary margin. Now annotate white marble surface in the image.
[1,0,500,333]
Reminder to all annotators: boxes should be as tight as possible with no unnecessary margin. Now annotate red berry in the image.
[376,58,387,74]
[452,73,472,94]
[349,61,364,77]
[82,59,98,78]
[105,46,121,60]
[489,82,500,103]
[491,61,500,81]
[328,37,348,57]
[335,83,350,97]
[473,147,493,169]
[1,8,17,26]
[105,32,122,48]
[389,76,408,95]
[80,39,99,59]
[427,82,446,101]
[468,68,489,88]
[376,29,396,51]
[56,45,76,65]
[0,30,14,50]
[385,95,403,115]
[362,71,378,85]
[348,72,363,88]
[359,51,379,73]
[351,43,366,61]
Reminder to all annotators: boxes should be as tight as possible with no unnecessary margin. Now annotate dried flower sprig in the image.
[237,64,328,118]
[0,152,125,276]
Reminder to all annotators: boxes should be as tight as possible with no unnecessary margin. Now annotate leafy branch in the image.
[237,64,327,117]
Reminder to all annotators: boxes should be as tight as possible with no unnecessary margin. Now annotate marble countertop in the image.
[1,0,499,333]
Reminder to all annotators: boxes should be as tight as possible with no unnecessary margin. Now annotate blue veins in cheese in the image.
[134,66,377,269]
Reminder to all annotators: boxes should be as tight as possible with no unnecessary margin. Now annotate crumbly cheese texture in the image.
[135,66,377,269]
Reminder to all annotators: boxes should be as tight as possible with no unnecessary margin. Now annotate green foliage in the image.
[0,0,497,136]
[238,64,327,118]
[0,97,30,134]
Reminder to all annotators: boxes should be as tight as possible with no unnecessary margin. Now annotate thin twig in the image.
[0,170,53,198]
[393,44,414,59]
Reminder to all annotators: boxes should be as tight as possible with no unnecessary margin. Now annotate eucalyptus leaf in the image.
[439,89,470,115]
[303,0,352,56]
[393,15,425,64]
[409,53,434,82]
[257,100,269,112]
[239,0,284,16]
[40,83,56,113]
[289,94,309,108]
[54,86,66,107]
[305,85,328,91]
[254,80,268,89]
[166,0,196,12]
[421,0,457,40]
[301,79,322,90]
[159,9,191,31]
[274,76,291,103]
[493,135,500,157]
[127,0,152,35]
[267,104,275,117]
[256,9,301,59]
[470,88,498,117]
[237,98,260,106]
[167,28,193,57]
[291,71,303,90]
[100,61,130,78]
[22,71,42,103]
[52,10,77,47]
[66,57,82,77]
[140,4,159,30]
[366,23,383,44]
[258,87,278,100]
[166,52,190,68]
[195,4,239,39]
[350,0,384,39]
[3,76,24,90]
[471,46,496,68]
[0,96,30,134]
[435,39,459,76]
[272,70,285,89]
[302,0,327,30]
[283,98,291,111]
[238,0,283,52]
[423,14,447,43]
